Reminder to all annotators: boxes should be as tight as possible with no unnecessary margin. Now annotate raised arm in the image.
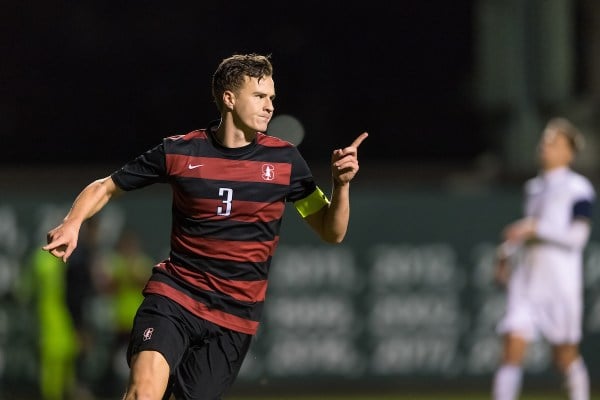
[42,176,122,262]
[305,132,368,243]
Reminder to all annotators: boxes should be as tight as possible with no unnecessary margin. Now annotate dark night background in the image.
[3,1,482,167]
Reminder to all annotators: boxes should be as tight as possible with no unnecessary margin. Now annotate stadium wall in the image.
[1,176,599,397]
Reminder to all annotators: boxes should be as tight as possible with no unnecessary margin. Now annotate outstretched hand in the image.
[42,221,81,263]
[332,132,368,185]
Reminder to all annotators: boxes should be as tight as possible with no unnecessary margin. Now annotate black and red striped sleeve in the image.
[111,141,169,191]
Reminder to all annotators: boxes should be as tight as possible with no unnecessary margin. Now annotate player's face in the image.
[232,75,275,133]
[537,128,574,170]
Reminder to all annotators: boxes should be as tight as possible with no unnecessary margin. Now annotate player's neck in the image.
[541,164,569,175]
[215,118,256,148]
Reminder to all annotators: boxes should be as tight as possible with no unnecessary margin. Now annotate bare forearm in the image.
[64,177,117,224]
[44,176,119,261]
[308,131,366,244]
[321,182,350,243]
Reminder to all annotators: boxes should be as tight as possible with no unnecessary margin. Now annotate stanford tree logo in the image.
[261,164,275,181]
[143,327,154,341]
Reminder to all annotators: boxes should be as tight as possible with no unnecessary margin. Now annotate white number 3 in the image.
[217,188,233,216]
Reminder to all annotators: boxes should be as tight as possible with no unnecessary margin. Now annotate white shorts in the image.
[496,292,582,344]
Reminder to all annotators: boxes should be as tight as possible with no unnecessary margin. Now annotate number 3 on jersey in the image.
[217,187,233,216]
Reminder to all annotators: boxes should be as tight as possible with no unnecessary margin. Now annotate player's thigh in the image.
[501,333,528,365]
[552,343,580,372]
[127,295,189,368]
[174,328,252,400]
[126,350,170,400]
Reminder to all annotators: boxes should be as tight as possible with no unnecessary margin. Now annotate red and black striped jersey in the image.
[111,123,318,334]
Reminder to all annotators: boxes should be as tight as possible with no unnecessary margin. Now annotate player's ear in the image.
[223,91,235,111]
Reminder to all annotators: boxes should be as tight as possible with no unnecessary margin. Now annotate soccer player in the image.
[492,117,594,400]
[43,53,368,400]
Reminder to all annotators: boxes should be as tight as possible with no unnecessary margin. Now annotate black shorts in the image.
[127,294,253,400]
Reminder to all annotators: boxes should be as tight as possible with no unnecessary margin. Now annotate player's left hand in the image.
[331,132,368,186]
[493,258,511,289]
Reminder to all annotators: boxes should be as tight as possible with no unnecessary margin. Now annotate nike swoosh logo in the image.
[188,164,203,169]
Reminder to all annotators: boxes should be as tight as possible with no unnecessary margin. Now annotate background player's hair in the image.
[546,117,585,153]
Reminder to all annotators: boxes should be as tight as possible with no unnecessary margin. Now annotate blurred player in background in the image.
[492,118,595,400]
[43,53,367,400]
[65,216,102,397]
[24,249,78,400]
[103,228,153,385]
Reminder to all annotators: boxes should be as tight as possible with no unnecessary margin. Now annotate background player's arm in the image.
[43,176,123,262]
[493,241,518,288]
[493,257,511,288]
[535,218,591,250]
[504,212,591,250]
[304,132,368,243]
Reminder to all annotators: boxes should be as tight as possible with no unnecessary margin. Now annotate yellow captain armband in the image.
[294,187,330,218]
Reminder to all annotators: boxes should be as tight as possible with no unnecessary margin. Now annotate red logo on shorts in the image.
[143,327,154,341]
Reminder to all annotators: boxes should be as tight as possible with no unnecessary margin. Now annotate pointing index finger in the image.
[351,132,369,149]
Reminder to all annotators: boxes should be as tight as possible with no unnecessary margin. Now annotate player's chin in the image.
[254,118,270,132]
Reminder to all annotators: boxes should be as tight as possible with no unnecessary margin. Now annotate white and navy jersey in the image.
[517,166,595,302]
